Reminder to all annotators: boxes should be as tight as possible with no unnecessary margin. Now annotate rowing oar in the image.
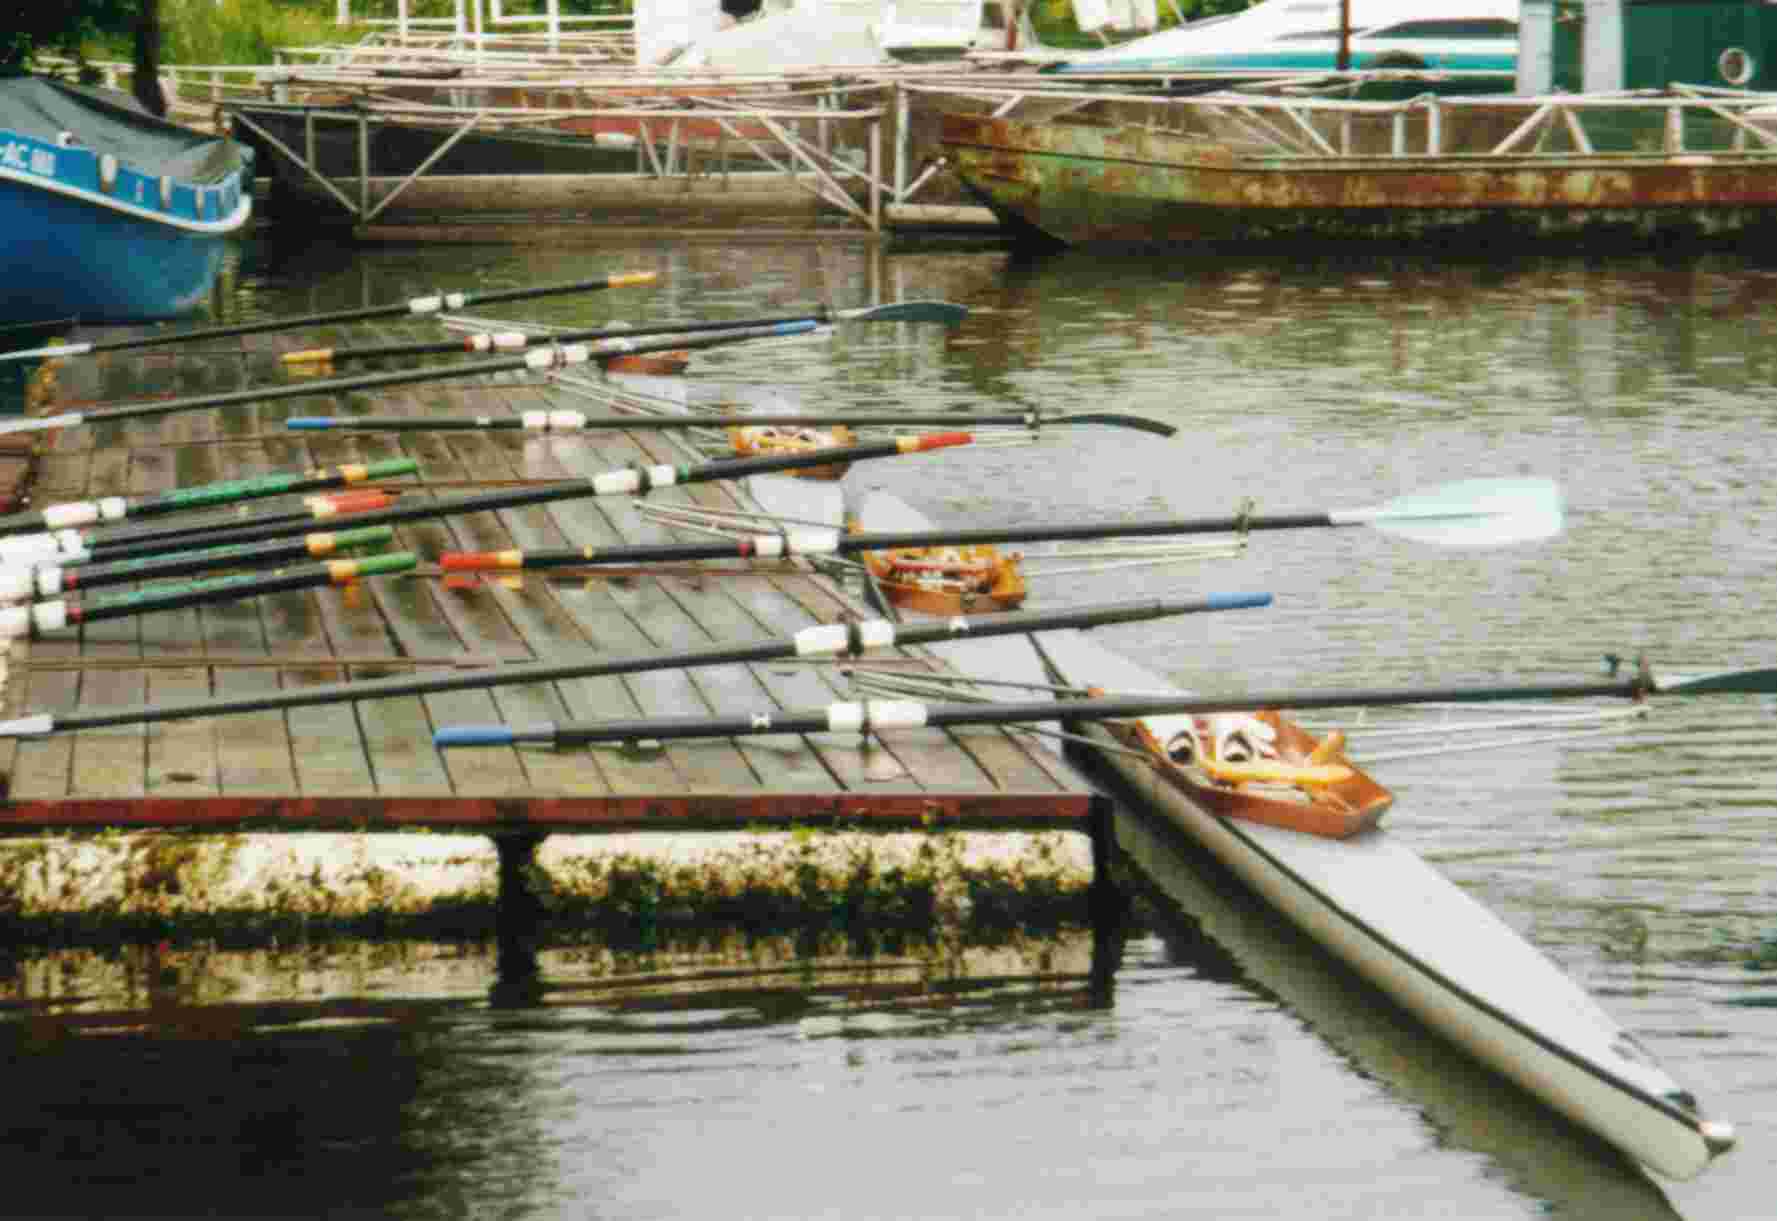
[0,457,417,540]
[0,552,416,640]
[279,299,970,367]
[286,410,1176,438]
[0,272,659,364]
[0,434,974,570]
[0,525,394,605]
[430,661,1777,750]
[0,596,1269,738]
[434,476,1564,575]
[0,321,820,437]
[0,489,397,569]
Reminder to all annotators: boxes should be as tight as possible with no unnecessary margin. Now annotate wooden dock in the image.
[0,326,1095,842]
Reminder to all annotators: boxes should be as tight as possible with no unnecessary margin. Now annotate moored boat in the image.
[0,75,252,324]
[857,541,1027,615]
[850,488,1736,1183]
[726,421,858,480]
[846,489,1027,614]
[940,87,1777,252]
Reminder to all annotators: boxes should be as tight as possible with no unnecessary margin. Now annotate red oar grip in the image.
[309,489,396,517]
[441,551,523,571]
[912,431,972,451]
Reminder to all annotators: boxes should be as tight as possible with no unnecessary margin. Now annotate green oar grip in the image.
[344,552,419,578]
[329,525,396,550]
[362,457,421,480]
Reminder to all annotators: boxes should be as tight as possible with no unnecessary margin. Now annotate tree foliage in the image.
[0,2,146,73]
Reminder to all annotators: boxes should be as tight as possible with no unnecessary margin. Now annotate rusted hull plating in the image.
[940,112,1777,251]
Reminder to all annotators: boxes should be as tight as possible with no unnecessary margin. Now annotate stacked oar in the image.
[0,433,1008,641]
[0,286,1006,660]
[0,459,424,639]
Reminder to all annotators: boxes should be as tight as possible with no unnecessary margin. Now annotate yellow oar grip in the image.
[610,271,658,287]
[281,347,335,364]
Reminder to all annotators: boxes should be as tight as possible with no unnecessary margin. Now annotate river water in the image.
[2,231,1773,1219]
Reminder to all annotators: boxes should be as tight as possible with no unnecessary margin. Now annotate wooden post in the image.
[1086,794,1126,1008]
[1086,794,1124,929]
[494,831,548,985]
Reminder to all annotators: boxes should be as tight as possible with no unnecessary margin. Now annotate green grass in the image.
[84,0,366,67]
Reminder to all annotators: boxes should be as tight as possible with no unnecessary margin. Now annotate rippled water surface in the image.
[4,234,1775,1219]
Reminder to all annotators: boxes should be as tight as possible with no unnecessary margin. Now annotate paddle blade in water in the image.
[1656,666,1777,695]
[1341,477,1564,547]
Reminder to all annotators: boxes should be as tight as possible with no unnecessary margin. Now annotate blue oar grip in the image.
[435,725,528,748]
[774,321,818,336]
[1206,592,1273,611]
[285,417,336,430]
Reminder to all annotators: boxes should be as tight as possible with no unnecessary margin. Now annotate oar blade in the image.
[836,301,968,326]
[1657,667,1777,695]
[1056,412,1176,436]
[0,342,87,365]
[1344,477,1564,547]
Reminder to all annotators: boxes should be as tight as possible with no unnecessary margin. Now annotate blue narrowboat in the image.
[0,74,252,325]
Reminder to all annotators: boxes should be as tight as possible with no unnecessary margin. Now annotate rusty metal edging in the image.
[0,792,1096,834]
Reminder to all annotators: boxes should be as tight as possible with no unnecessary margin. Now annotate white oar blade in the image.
[0,412,81,436]
[1340,477,1564,547]
[0,341,90,364]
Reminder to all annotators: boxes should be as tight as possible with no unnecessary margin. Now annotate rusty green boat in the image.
[938,87,1777,252]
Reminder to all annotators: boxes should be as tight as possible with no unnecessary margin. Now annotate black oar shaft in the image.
[288,412,1168,434]
[64,526,392,594]
[37,597,1244,734]
[289,311,834,364]
[79,491,396,563]
[444,512,1334,571]
[512,679,1655,747]
[78,320,813,428]
[1,553,416,639]
[50,435,966,565]
[0,457,416,538]
[39,273,655,358]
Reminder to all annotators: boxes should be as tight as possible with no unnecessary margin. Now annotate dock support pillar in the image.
[1086,794,1126,927]
[492,832,548,997]
[1086,794,1127,1007]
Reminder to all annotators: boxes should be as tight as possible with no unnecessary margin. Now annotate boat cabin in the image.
[1519,0,1777,92]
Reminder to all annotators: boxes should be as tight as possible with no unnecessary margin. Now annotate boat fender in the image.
[98,154,117,194]
[159,175,173,209]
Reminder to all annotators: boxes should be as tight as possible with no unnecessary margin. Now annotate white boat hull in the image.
[845,490,1732,1181]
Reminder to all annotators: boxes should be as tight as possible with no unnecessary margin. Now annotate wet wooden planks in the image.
[0,326,1094,831]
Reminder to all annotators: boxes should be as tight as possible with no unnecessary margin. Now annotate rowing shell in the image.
[848,490,1027,615]
[852,491,1734,1182]
[727,421,857,480]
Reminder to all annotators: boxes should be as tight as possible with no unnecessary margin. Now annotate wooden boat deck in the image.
[0,327,1091,834]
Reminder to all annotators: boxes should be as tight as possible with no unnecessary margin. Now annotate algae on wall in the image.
[0,828,1094,943]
